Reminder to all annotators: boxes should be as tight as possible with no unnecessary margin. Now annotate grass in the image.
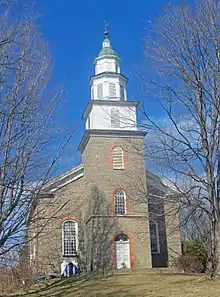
[8,270,220,297]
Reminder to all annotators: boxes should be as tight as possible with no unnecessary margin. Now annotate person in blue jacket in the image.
[65,262,80,277]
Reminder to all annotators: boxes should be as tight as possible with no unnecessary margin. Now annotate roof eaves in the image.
[42,164,84,192]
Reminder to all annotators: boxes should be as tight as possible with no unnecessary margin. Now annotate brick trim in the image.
[111,232,135,269]
[107,144,127,169]
[109,187,130,216]
[60,217,80,223]
[126,231,135,268]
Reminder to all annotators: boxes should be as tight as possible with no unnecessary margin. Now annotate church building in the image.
[28,29,181,274]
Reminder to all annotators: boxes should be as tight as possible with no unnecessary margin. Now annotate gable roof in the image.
[42,163,172,195]
[42,164,84,193]
[146,171,169,194]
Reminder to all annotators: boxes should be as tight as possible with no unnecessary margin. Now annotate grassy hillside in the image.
[9,270,220,297]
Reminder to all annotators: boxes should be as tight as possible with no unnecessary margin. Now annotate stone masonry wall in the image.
[82,135,152,269]
[29,176,85,274]
[164,198,182,266]
[29,134,181,274]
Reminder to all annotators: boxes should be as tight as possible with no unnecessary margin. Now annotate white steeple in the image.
[83,27,138,132]
[94,29,120,75]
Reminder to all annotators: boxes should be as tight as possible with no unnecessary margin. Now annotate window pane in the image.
[115,190,125,215]
[63,221,77,256]
[149,221,160,253]
[151,240,158,253]
[115,233,129,242]
[150,223,157,236]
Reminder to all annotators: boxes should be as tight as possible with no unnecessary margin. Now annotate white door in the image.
[115,241,130,269]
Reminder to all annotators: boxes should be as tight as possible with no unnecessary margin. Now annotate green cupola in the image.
[95,25,119,60]
[97,37,119,58]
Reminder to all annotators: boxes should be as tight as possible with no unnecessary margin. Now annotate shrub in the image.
[183,239,208,269]
[173,254,204,273]
[173,239,208,273]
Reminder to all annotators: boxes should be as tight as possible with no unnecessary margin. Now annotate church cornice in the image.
[85,214,148,225]
[94,55,120,63]
[78,129,147,153]
[82,100,139,120]
[89,72,128,86]
[33,164,172,198]
[42,164,84,193]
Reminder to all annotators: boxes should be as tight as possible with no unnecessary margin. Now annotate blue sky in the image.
[35,0,182,171]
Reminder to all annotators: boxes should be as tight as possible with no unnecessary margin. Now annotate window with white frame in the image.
[115,189,126,215]
[109,82,116,98]
[97,83,103,99]
[62,220,78,256]
[149,220,160,253]
[112,147,124,170]
[111,108,120,128]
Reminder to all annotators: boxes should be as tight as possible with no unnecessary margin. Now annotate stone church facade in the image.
[28,31,181,274]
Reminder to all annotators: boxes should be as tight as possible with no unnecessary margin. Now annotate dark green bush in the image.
[182,239,208,269]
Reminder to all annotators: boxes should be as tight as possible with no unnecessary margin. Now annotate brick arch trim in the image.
[109,187,131,216]
[60,217,80,223]
[107,144,128,169]
[111,231,135,269]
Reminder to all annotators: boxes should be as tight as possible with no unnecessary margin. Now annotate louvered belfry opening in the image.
[112,146,124,169]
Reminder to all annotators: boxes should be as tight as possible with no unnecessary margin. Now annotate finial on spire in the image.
[104,20,108,37]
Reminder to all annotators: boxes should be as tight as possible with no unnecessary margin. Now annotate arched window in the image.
[149,220,160,254]
[62,220,78,256]
[115,189,126,215]
[115,232,129,242]
[111,108,120,128]
[112,147,124,170]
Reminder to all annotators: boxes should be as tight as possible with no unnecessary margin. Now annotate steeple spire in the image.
[94,26,120,75]
[95,23,119,60]
[102,21,111,49]
[78,28,139,142]
[104,20,108,38]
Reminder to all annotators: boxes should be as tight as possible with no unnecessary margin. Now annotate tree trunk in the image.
[211,218,220,278]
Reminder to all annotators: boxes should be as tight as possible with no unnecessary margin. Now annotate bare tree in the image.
[0,5,73,259]
[139,0,220,277]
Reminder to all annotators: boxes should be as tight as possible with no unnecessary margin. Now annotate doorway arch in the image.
[115,232,131,269]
